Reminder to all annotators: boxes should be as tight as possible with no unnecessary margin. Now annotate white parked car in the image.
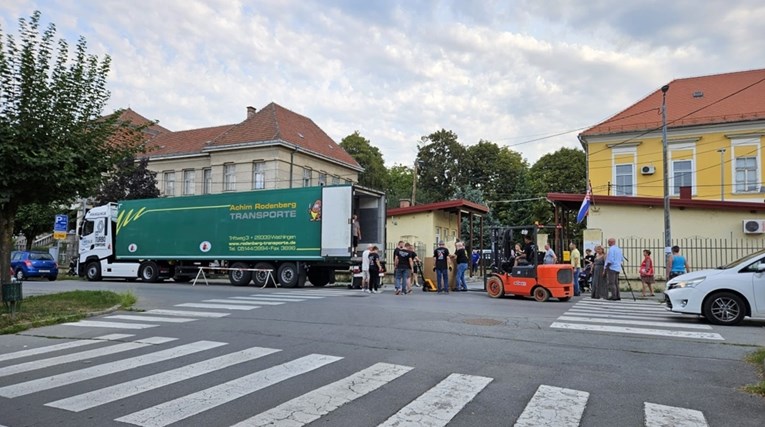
[665,249,765,325]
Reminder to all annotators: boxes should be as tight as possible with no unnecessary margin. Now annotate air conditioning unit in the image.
[641,165,656,175]
[742,219,765,234]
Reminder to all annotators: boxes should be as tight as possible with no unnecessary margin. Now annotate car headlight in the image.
[672,277,705,289]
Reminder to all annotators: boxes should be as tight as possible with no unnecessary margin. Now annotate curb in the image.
[85,304,123,318]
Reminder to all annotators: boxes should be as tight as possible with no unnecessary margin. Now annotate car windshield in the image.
[720,249,765,269]
[29,252,54,261]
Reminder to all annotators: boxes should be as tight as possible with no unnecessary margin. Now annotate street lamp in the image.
[717,148,726,201]
[661,84,671,258]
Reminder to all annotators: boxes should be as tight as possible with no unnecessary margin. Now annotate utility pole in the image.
[661,84,671,260]
[717,148,726,201]
[411,160,417,205]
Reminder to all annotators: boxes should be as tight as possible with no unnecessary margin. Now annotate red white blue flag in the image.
[576,183,592,223]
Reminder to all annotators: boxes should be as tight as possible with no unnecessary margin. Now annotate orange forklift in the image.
[485,225,574,302]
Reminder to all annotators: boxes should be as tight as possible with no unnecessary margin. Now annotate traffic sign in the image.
[54,214,68,240]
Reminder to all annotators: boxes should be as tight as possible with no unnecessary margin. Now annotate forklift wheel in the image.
[486,276,504,298]
[533,287,550,302]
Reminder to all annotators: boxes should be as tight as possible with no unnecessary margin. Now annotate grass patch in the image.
[0,290,135,335]
[742,348,765,397]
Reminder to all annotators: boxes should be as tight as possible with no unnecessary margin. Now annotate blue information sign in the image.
[54,214,68,240]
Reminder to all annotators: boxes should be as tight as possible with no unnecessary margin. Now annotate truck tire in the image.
[252,262,275,287]
[140,261,161,282]
[308,267,330,287]
[85,261,102,281]
[277,263,299,288]
[229,262,252,286]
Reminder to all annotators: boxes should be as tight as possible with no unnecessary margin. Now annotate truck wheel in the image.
[253,262,275,287]
[140,261,161,282]
[277,263,299,288]
[229,262,252,286]
[486,275,505,298]
[86,262,102,281]
[308,267,330,287]
[533,286,551,302]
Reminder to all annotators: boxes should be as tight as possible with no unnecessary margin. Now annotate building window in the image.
[303,168,312,187]
[672,160,693,195]
[332,175,340,185]
[183,169,195,195]
[203,168,212,194]
[735,157,758,192]
[614,164,633,196]
[252,161,265,190]
[163,171,175,196]
[224,163,236,192]
[318,172,327,186]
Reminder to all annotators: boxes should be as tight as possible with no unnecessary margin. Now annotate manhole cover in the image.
[462,318,504,326]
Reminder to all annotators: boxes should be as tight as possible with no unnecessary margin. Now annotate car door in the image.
[751,260,765,315]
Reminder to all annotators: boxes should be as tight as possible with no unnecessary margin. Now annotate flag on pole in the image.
[576,183,592,223]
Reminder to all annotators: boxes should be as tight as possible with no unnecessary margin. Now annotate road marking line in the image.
[114,354,343,427]
[0,337,176,379]
[233,362,413,426]
[0,334,133,363]
[274,292,351,297]
[61,320,159,329]
[378,373,493,427]
[557,316,713,330]
[550,322,724,340]
[106,315,196,323]
[145,309,229,318]
[232,296,307,302]
[644,402,708,427]
[175,303,259,310]
[514,385,589,427]
[574,302,670,312]
[567,306,675,317]
[0,341,225,398]
[203,299,284,306]
[47,346,280,412]
[563,311,707,325]
[269,293,325,299]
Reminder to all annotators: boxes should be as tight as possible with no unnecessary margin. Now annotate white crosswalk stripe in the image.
[232,296,308,302]
[0,336,712,427]
[61,320,160,329]
[105,315,197,323]
[145,309,229,318]
[202,298,285,306]
[515,385,589,427]
[175,302,259,310]
[378,373,493,427]
[114,354,343,427]
[551,298,724,341]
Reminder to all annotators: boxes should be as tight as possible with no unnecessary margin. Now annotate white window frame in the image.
[668,142,696,195]
[318,171,327,186]
[183,169,195,196]
[611,146,636,196]
[252,161,265,190]
[203,168,212,194]
[224,163,236,192]
[331,175,341,185]
[302,167,312,187]
[671,159,694,195]
[163,171,175,196]
[731,137,761,194]
[614,164,634,196]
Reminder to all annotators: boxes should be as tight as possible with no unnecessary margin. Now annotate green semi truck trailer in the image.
[77,185,386,287]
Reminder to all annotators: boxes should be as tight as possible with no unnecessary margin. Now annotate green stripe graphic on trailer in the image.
[116,187,324,259]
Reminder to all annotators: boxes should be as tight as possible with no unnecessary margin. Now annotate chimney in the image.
[679,186,692,200]
[246,106,257,118]
[399,199,411,208]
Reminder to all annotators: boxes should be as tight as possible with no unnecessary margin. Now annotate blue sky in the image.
[2,0,764,167]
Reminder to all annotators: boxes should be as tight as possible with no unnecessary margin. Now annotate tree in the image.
[95,156,159,204]
[13,203,61,250]
[0,12,142,286]
[415,129,466,204]
[385,164,414,209]
[339,131,387,190]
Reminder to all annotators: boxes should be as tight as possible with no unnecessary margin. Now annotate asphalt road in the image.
[0,277,763,426]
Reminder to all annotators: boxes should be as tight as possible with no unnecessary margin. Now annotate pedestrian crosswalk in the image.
[59,289,360,331]
[0,335,710,426]
[550,297,724,341]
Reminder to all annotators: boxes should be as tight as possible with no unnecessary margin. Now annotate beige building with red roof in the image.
[134,103,362,196]
[566,68,765,270]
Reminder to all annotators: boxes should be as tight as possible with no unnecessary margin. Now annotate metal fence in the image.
[618,237,765,279]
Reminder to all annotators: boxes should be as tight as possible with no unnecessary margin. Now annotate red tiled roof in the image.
[547,192,765,212]
[387,199,490,216]
[118,108,170,136]
[581,68,765,137]
[147,124,235,157]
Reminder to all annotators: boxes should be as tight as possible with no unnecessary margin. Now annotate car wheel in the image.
[703,292,746,325]
[15,269,25,281]
[533,286,551,302]
[486,275,504,298]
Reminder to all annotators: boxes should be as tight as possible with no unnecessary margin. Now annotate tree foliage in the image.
[385,164,413,208]
[95,156,159,205]
[13,203,61,250]
[340,131,387,190]
[0,12,143,284]
[415,129,465,204]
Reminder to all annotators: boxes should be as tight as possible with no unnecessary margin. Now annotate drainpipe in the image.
[289,146,299,188]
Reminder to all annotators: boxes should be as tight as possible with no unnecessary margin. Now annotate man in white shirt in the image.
[361,244,372,293]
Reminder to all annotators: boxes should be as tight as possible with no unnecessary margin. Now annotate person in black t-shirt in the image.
[433,241,451,293]
[516,235,536,266]
[404,242,420,292]
[454,241,469,291]
[393,241,413,295]
[367,246,382,293]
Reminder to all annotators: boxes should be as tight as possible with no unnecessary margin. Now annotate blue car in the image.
[10,250,59,281]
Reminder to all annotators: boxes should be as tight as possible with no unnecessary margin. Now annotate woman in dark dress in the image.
[591,245,607,299]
